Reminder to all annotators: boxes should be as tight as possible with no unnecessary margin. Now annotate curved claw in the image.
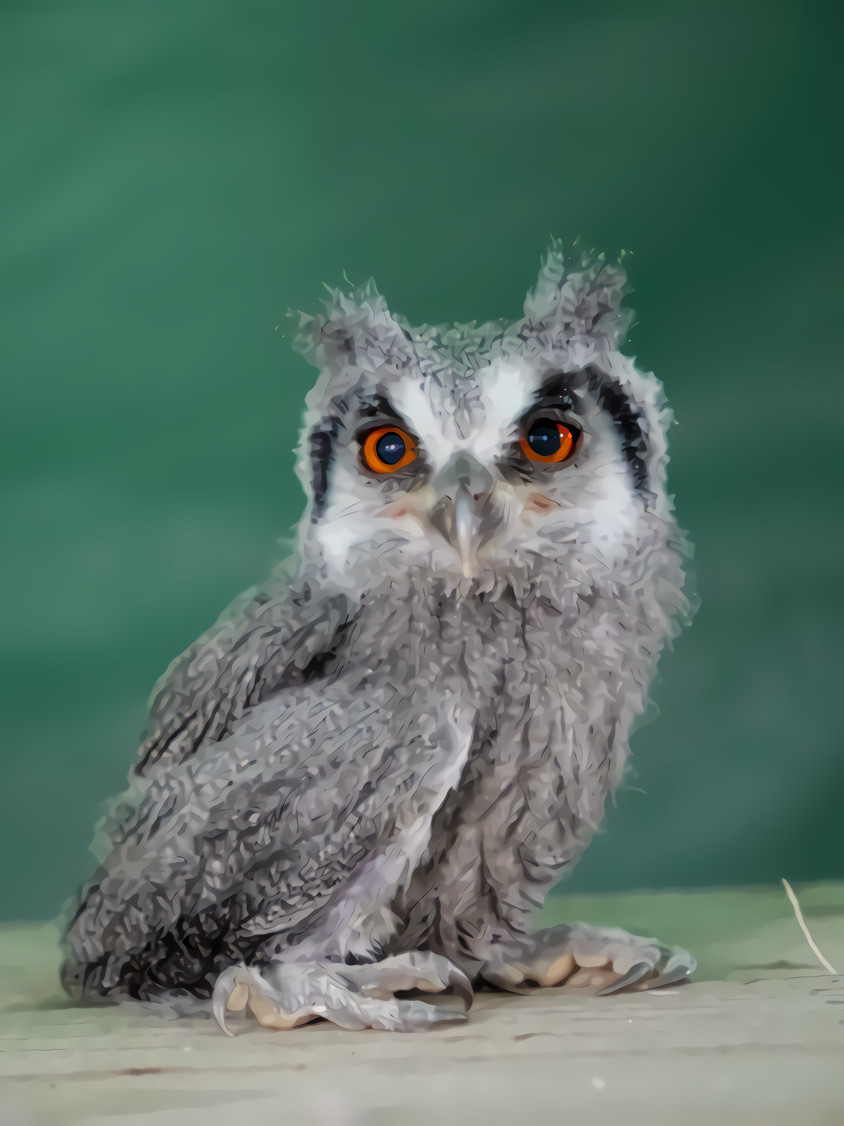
[212,987,235,1037]
[444,965,475,1011]
[341,952,474,1012]
[596,960,654,996]
[597,949,697,996]
[650,965,693,989]
[650,951,697,989]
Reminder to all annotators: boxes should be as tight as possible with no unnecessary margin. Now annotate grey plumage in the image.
[62,243,695,1031]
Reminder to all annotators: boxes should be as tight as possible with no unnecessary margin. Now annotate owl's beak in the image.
[428,455,496,577]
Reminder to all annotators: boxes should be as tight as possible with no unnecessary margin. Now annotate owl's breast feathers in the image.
[322,566,664,764]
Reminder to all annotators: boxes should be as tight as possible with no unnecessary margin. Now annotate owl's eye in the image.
[519,419,580,464]
[360,425,418,473]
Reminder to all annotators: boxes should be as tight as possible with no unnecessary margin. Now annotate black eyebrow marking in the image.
[531,367,649,494]
[579,366,649,493]
[309,415,341,520]
[309,392,414,519]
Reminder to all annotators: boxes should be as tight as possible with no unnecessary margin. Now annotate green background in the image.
[2,0,841,922]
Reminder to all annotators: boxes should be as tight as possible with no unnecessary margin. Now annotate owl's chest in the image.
[330,583,568,719]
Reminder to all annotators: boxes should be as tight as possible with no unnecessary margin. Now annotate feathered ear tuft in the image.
[289,279,413,377]
[523,240,634,350]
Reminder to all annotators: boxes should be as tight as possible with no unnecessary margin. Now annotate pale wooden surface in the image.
[1,884,843,1126]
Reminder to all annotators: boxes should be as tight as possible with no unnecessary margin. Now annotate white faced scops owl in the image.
[62,243,695,1034]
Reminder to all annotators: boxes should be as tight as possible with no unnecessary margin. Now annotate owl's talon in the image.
[212,973,237,1036]
[481,923,695,997]
[447,966,475,1010]
[339,950,473,1010]
[211,952,470,1034]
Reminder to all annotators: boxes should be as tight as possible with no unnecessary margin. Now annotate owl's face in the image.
[294,247,674,600]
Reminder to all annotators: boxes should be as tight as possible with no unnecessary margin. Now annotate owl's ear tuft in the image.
[290,280,414,378]
[290,308,326,367]
[523,241,634,350]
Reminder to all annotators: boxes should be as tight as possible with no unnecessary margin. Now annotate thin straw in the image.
[781,878,838,974]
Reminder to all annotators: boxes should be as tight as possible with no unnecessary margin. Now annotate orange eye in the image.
[361,425,418,473]
[519,419,578,463]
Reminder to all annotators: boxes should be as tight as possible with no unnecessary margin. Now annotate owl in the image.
[61,243,695,1034]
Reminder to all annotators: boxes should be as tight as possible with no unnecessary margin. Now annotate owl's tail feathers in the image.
[60,946,216,1019]
[59,870,254,1007]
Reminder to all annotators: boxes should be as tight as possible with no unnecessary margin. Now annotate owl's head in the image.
[292,243,680,602]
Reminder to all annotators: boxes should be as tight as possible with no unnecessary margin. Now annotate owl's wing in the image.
[136,559,353,776]
[63,677,476,1001]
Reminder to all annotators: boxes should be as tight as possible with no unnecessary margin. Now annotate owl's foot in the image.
[212,950,473,1035]
[480,923,695,995]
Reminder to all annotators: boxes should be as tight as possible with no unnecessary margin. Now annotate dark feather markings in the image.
[583,367,649,494]
[310,390,415,520]
[534,368,649,494]
[309,417,341,519]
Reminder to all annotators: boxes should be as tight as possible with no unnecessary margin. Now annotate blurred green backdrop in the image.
[2,0,841,921]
